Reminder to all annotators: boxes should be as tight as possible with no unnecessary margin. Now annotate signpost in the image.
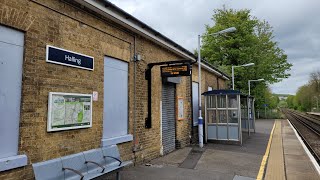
[161,64,191,77]
[145,60,192,128]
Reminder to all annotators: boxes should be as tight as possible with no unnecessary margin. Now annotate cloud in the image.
[109,0,320,94]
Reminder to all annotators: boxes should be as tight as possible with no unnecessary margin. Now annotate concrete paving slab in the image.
[179,148,204,169]
[112,120,274,180]
[121,166,235,180]
[233,175,256,180]
[150,147,192,167]
[285,154,316,172]
[196,149,262,178]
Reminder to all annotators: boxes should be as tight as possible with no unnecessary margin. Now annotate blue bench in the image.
[32,145,132,180]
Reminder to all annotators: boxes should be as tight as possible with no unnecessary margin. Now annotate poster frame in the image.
[47,92,93,132]
[177,97,184,120]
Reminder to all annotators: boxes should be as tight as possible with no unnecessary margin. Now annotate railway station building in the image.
[0,0,229,179]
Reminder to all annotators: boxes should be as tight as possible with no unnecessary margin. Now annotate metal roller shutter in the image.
[162,82,176,155]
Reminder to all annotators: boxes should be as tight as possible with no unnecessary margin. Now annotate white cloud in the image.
[109,0,320,94]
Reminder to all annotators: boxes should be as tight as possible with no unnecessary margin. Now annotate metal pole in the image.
[253,99,256,133]
[198,35,203,148]
[247,97,250,136]
[248,80,251,96]
[205,97,207,143]
[226,95,229,140]
[232,66,235,90]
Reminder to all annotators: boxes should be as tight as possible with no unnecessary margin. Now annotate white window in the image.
[208,86,213,91]
[102,57,132,146]
[192,82,199,126]
[0,25,27,172]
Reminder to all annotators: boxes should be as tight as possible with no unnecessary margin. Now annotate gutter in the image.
[75,0,195,60]
[195,62,230,80]
[74,0,229,80]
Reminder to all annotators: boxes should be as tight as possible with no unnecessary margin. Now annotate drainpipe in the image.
[133,36,137,160]
[216,76,219,90]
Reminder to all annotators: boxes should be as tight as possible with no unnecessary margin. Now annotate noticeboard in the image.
[161,64,191,77]
[47,92,92,132]
[177,97,184,120]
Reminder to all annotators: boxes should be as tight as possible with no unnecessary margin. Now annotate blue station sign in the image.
[46,45,94,71]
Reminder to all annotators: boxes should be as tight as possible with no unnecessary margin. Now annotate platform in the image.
[263,120,320,180]
[100,119,320,180]
[108,119,274,180]
[307,112,320,116]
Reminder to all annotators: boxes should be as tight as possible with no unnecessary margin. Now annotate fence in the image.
[256,108,282,119]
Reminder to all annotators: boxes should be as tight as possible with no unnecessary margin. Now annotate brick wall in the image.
[191,64,227,143]
[0,0,225,179]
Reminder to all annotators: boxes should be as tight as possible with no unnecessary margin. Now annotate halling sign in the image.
[46,45,94,70]
[161,64,191,77]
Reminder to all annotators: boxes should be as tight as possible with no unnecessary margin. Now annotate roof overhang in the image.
[73,0,229,80]
[195,62,230,80]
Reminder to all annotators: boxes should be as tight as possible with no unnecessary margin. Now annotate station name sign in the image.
[46,45,94,71]
[161,64,191,77]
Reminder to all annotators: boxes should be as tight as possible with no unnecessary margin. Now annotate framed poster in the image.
[47,92,93,132]
[177,97,184,120]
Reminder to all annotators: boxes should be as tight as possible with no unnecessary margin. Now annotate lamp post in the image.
[247,78,264,136]
[248,78,264,96]
[232,63,255,90]
[197,27,236,148]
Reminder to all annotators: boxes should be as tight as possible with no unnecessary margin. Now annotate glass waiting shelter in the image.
[202,90,255,145]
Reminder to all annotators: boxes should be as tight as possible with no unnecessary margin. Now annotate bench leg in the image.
[116,171,120,180]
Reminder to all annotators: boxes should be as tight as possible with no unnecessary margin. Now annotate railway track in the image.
[282,109,320,165]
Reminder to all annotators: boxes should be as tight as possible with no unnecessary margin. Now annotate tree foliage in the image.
[200,7,292,109]
[286,71,320,112]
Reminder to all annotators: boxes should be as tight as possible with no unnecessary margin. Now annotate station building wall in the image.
[0,0,226,179]
[191,64,227,143]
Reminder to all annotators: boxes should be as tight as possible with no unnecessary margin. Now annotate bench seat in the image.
[32,145,132,180]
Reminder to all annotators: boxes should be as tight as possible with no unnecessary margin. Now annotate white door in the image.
[0,25,24,158]
[103,57,128,139]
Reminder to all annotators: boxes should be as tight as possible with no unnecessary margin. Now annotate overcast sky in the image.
[109,0,320,95]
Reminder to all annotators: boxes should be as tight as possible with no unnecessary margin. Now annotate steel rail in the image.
[282,109,320,164]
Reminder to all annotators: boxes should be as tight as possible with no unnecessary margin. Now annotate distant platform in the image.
[307,112,320,116]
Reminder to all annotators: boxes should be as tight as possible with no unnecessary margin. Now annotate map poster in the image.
[47,92,92,132]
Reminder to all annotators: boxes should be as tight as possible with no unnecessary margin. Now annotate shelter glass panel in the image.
[218,110,227,123]
[228,110,238,123]
[217,95,226,108]
[207,96,216,108]
[240,97,248,119]
[228,95,238,108]
[207,110,217,123]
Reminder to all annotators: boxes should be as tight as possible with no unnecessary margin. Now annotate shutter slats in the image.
[162,83,176,155]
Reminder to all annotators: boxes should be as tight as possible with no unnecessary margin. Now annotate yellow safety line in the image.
[256,120,276,180]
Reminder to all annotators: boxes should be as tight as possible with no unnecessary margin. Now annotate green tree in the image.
[286,95,297,109]
[293,70,320,112]
[200,7,292,108]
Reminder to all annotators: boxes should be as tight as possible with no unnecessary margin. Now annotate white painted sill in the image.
[101,134,133,147]
[0,155,28,172]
